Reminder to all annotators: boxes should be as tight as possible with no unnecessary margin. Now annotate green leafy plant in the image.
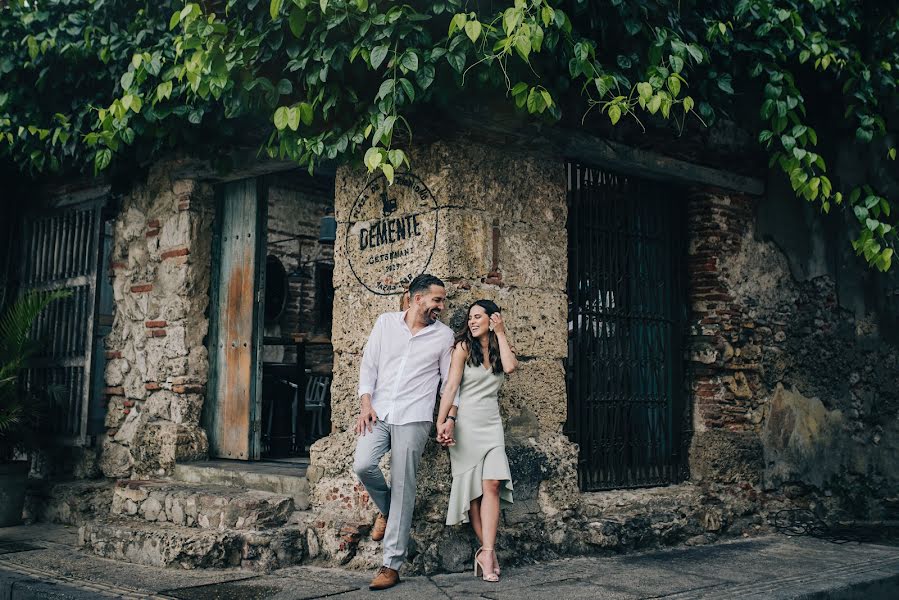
[0,289,70,462]
[0,1,895,271]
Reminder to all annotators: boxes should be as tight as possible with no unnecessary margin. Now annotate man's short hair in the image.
[408,273,444,297]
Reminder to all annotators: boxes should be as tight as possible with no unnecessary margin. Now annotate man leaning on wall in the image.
[352,273,454,590]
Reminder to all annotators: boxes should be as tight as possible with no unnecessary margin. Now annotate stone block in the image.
[99,438,133,478]
[689,429,763,484]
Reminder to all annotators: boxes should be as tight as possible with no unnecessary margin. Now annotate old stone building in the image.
[16,120,899,574]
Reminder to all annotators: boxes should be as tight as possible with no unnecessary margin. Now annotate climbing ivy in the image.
[0,0,896,271]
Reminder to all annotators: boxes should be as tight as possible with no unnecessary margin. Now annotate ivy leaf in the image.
[381,162,395,184]
[608,104,622,125]
[370,45,389,69]
[398,78,415,102]
[667,75,681,97]
[465,20,482,43]
[526,88,544,113]
[686,44,703,63]
[717,76,734,94]
[448,13,467,37]
[289,9,307,37]
[364,146,382,171]
[637,82,652,102]
[120,71,134,91]
[540,89,553,108]
[287,106,300,130]
[400,51,419,73]
[270,0,282,20]
[541,6,553,27]
[447,51,465,73]
[387,149,405,168]
[169,11,181,30]
[274,106,289,130]
[880,248,893,272]
[155,81,173,102]
[515,36,531,62]
[94,148,112,172]
[376,79,394,100]
[300,103,313,126]
[416,64,435,90]
[889,148,897,160]
[683,96,695,112]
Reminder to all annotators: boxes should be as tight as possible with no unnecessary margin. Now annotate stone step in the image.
[79,514,313,571]
[111,479,295,530]
[173,459,310,510]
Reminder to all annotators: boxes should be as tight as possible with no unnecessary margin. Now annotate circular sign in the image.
[346,172,439,296]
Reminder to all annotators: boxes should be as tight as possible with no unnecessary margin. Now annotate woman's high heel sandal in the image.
[474,547,500,582]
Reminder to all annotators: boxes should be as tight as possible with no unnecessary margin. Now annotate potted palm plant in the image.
[0,289,69,527]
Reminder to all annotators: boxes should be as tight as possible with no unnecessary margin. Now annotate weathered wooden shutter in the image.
[206,178,266,460]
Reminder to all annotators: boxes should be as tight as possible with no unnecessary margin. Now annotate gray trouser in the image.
[352,419,431,571]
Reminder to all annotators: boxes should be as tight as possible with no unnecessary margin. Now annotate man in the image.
[352,273,454,590]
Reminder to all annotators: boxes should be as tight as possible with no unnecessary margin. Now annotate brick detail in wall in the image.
[685,191,762,432]
[161,246,190,260]
[130,283,153,293]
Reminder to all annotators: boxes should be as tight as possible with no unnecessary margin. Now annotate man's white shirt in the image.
[357,311,455,425]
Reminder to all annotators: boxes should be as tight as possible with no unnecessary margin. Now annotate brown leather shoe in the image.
[371,513,388,541]
[369,566,400,590]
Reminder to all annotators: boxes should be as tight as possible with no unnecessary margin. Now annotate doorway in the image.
[205,173,335,461]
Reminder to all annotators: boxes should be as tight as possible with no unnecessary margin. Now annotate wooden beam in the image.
[453,113,765,196]
[557,130,765,195]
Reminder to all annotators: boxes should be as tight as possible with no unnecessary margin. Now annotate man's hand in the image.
[436,419,455,446]
[355,396,379,436]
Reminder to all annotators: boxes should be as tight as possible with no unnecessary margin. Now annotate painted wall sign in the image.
[346,172,438,295]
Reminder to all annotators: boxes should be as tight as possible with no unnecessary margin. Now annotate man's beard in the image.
[424,308,439,324]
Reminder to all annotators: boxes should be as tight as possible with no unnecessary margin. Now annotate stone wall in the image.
[685,189,899,521]
[307,138,581,573]
[100,162,213,478]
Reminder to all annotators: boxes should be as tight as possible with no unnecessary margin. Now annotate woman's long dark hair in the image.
[453,299,503,374]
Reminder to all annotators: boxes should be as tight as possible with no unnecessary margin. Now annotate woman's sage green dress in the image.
[446,362,514,525]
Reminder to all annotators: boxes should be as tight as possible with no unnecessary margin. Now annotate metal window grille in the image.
[565,163,689,491]
[19,198,106,445]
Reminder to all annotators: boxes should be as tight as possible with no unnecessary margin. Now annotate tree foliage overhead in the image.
[1,0,896,270]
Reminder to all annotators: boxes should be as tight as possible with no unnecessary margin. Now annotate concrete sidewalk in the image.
[1,523,898,599]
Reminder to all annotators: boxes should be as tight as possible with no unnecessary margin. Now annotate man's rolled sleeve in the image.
[357,316,382,398]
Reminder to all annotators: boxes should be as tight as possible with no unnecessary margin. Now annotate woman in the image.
[436,299,518,582]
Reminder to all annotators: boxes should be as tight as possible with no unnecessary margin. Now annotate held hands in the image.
[489,312,506,335]
[436,419,455,446]
[355,397,379,436]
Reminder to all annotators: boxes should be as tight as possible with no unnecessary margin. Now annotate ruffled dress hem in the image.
[445,445,514,526]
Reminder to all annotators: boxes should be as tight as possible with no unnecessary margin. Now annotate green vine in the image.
[1,0,896,270]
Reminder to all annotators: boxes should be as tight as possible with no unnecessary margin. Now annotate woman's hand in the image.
[436,419,455,446]
[490,312,506,335]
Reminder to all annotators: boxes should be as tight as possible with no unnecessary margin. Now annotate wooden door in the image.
[206,179,266,460]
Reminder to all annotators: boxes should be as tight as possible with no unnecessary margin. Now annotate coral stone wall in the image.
[307,138,580,573]
[685,189,899,520]
[100,162,213,478]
